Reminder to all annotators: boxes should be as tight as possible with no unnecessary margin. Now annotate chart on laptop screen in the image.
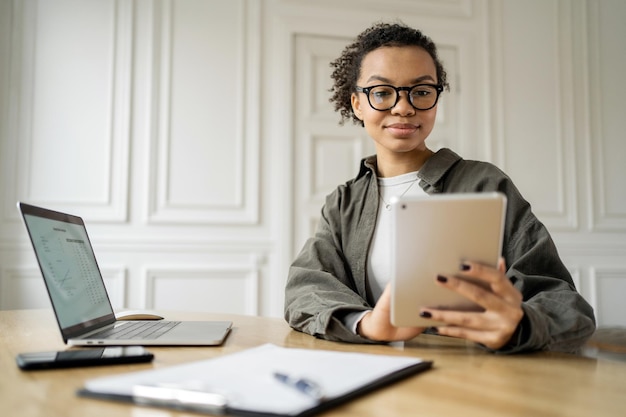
[23,214,111,327]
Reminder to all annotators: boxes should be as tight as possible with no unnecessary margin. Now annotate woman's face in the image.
[351,46,439,160]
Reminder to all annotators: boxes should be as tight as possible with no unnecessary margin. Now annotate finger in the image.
[422,303,518,329]
[435,325,513,350]
[435,274,507,310]
[361,285,427,342]
[459,261,502,286]
[422,308,487,330]
[497,257,507,273]
[458,262,521,305]
[424,307,522,350]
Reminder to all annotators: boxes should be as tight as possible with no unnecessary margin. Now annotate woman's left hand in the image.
[420,258,524,350]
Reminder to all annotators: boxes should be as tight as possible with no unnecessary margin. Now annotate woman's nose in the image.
[390,91,416,116]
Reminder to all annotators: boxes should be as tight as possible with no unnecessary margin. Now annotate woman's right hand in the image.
[357,283,427,341]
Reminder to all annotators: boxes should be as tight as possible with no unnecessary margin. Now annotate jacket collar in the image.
[358,148,462,192]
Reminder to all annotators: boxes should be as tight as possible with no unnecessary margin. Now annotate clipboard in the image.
[77,343,432,416]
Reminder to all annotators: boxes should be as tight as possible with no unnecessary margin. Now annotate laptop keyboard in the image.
[89,321,182,340]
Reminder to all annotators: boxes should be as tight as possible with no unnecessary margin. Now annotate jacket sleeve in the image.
[284,191,376,343]
[491,173,596,353]
[434,157,596,353]
[497,213,596,353]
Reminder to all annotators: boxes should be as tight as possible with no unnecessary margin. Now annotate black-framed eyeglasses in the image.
[355,84,443,111]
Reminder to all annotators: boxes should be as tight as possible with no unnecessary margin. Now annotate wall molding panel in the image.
[491,0,578,231]
[590,267,626,326]
[587,0,626,231]
[280,0,474,19]
[0,268,50,310]
[0,265,127,310]
[143,264,260,315]
[146,0,260,225]
[4,0,132,222]
[311,133,368,200]
[99,266,129,310]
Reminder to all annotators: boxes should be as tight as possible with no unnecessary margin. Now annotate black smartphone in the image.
[16,346,154,370]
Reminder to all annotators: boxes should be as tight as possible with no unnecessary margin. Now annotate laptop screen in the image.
[20,205,114,331]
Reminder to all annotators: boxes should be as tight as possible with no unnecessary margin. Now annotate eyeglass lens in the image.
[368,85,440,110]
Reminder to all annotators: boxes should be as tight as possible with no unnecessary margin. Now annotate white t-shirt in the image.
[344,171,428,334]
[366,171,428,301]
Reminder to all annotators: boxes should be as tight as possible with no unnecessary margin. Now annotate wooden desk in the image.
[1,310,625,417]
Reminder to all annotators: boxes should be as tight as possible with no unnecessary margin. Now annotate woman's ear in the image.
[351,92,364,121]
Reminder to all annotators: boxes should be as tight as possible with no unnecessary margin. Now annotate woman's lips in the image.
[386,123,418,136]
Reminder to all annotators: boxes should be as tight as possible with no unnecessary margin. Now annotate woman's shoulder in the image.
[330,170,373,204]
[420,148,513,191]
[435,148,506,173]
[321,157,376,212]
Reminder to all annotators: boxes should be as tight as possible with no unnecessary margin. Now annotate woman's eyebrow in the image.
[364,74,437,84]
[365,75,393,84]
[413,75,436,83]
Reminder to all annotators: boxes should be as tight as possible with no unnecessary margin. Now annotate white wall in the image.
[0,0,625,325]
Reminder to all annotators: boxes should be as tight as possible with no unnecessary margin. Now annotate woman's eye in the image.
[372,90,392,98]
[412,89,431,97]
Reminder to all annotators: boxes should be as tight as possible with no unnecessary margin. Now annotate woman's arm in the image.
[284,194,376,343]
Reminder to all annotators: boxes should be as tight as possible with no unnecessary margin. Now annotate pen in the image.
[273,372,326,402]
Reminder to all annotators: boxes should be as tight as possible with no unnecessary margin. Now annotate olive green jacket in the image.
[284,148,596,353]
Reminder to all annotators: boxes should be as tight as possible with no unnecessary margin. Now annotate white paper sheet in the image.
[83,343,427,415]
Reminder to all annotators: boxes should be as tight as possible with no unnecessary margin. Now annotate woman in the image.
[284,22,595,353]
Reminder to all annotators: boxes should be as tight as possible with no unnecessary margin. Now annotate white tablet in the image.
[390,192,507,327]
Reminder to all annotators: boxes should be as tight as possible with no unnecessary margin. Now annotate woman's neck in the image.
[376,148,434,178]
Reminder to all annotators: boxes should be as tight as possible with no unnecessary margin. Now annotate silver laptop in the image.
[18,202,232,346]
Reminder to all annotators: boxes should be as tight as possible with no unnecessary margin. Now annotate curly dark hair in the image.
[329,21,449,126]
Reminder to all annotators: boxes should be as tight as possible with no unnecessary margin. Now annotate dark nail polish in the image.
[419,311,432,318]
[436,275,448,283]
[460,263,470,271]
